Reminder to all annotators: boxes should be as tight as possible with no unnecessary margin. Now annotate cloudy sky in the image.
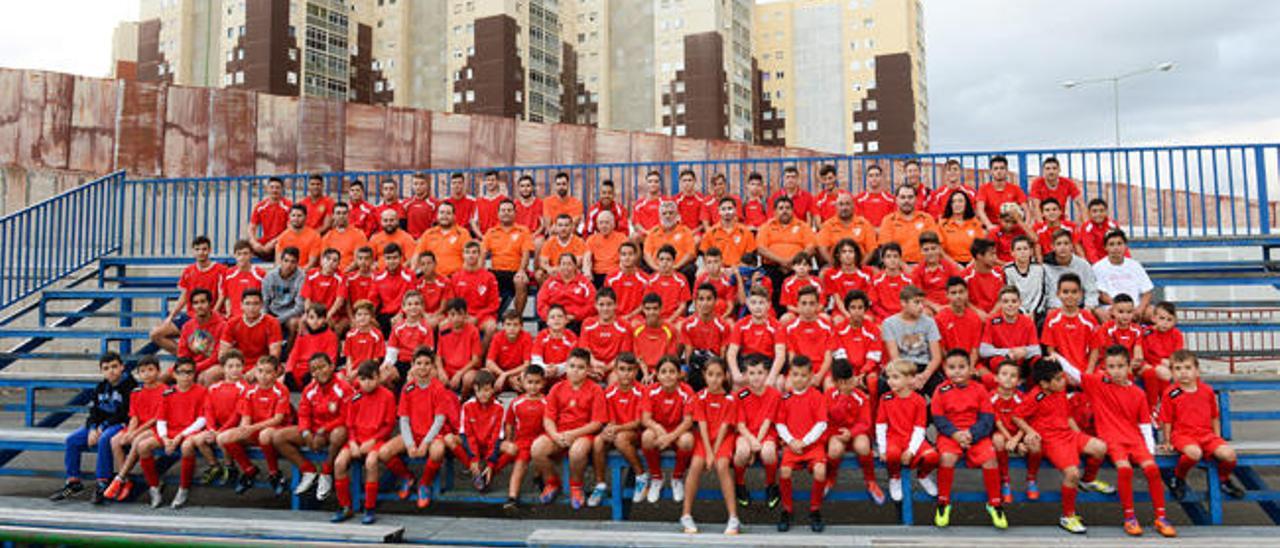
[0,1,1275,153]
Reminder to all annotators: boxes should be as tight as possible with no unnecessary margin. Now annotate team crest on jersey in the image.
[737,389,752,399]
[569,399,578,408]
[781,392,792,400]
[1168,387,1183,398]
[939,384,953,393]
[329,401,339,414]
[1035,391,1047,401]
[915,222,925,230]
[351,393,364,402]
[733,234,741,243]
[511,233,520,241]
[164,388,176,396]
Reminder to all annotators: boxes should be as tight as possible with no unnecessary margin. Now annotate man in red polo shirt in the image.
[769,166,817,227]
[297,175,335,233]
[248,177,293,259]
[975,156,1027,230]
[218,289,283,371]
[403,173,438,239]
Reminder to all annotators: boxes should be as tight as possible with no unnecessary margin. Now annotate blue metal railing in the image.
[112,143,1278,255]
[0,171,125,310]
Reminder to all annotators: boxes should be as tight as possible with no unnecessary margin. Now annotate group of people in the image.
[48,158,1245,537]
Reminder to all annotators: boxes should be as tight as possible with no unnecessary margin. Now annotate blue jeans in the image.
[65,424,123,482]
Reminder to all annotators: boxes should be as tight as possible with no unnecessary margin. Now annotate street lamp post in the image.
[1062,62,1175,146]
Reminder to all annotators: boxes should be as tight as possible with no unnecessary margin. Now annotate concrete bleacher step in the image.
[42,288,179,300]
[0,327,152,339]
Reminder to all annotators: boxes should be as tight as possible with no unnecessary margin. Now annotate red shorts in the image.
[1106,440,1153,466]
[1171,432,1227,457]
[1041,431,1094,470]
[694,434,737,461]
[885,440,937,469]
[936,436,996,468]
[781,443,826,470]
[514,438,535,462]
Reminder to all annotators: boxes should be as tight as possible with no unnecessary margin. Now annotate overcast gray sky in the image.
[0,1,1275,153]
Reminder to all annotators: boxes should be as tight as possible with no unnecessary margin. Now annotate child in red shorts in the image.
[588,354,645,507]
[1141,301,1184,408]
[533,348,607,508]
[679,358,741,535]
[1159,350,1245,500]
[876,359,940,503]
[989,360,1038,503]
[377,348,463,510]
[638,356,695,504]
[330,361,397,524]
[929,350,1006,529]
[485,310,533,393]
[1014,358,1111,534]
[193,352,249,488]
[103,356,164,503]
[134,357,207,509]
[730,355,782,508]
[437,298,483,395]
[823,359,883,505]
[459,371,504,491]
[774,355,830,532]
[273,353,349,504]
[340,301,385,383]
[215,356,291,496]
[497,365,548,510]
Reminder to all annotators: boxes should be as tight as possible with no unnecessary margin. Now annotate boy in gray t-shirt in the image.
[880,286,944,395]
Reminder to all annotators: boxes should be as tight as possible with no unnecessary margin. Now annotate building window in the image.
[375,81,384,92]
[289,48,297,61]
[287,71,298,85]
[222,74,232,85]
[763,111,773,120]
[866,99,877,111]
[234,71,245,84]
[775,51,783,60]
[237,49,244,60]
[864,18,874,28]
[853,142,864,153]
[867,120,878,131]
[675,125,687,137]
[465,90,475,102]
[853,122,863,132]
[775,71,784,79]
[238,25,245,36]
[453,92,462,103]
[867,141,879,152]
[226,50,234,62]
[763,91,770,100]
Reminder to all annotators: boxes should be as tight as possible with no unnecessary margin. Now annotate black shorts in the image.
[494,270,516,297]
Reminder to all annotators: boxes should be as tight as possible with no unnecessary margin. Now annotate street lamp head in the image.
[1157,61,1175,72]
[1061,80,1079,89]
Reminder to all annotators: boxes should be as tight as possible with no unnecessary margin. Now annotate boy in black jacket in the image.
[50,352,136,503]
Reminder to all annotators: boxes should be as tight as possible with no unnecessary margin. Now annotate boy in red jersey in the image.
[680,284,734,391]
[537,253,596,329]
[868,244,912,318]
[989,360,1035,503]
[1029,157,1084,221]
[929,351,1007,529]
[1075,346,1176,537]
[381,290,433,388]
[935,278,982,366]
[412,251,449,328]
[962,239,1004,320]
[727,287,786,387]
[532,305,578,378]
[344,245,376,298]
[832,291,883,399]
[498,365,548,509]
[485,310,533,392]
[513,175,545,237]
[175,288,226,385]
[302,249,348,328]
[774,356,830,533]
[784,286,834,386]
[823,359,883,505]
[588,354,646,507]
[376,349,462,509]
[638,356,696,505]
[876,359,940,503]
[978,287,1040,387]
[605,242,649,325]
[437,298,483,395]
[152,236,226,354]
[532,349,607,508]
[193,352,249,487]
[741,173,770,229]
[1160,350,1245,500]
[1140,302,1184,407]
[731,355,782,508]
[285,304,339,389]
[451,241,500,339]
[248,177,292,258]
[273,353,349,504]
[679,358,742,535]
[854,165,895,227]
[1014,358,1112,534]
[632,294,679,377]
[217,240,266,319]
[974,156,1027,230]
[1079,198,1122,264]
[369,243,417,334]
[779,252,822,325]
[103,357,164,503]
[134,357,207,509]
[330,361,398,525]
[578,288,634,384]
[216,356,290,496]
[693,247,741,321]
[219,289,284,374]
[403,174,437,238]
[340,301,385,382]
[648,245,692,324]
[1041,273,1098,377]
[460,371,505,492]
[1088,293,1143,373]
[1032,198,1081,258]
[822,240,871,319]
[987,205,1032,264]
[911,232,961,314]
[471,171,507,236]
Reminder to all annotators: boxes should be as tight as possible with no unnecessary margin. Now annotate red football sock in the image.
[140,457,160,488]
[544,474,560,491]
[570,479,583,490]
[364,481,379,510]
[335,477,352,508]
[937,465,955,505]
[826,458,842,487]
[180,455,196,489]
[764,461,778,485]
[917,451,939,478]
[1026,451,1042,482]
[733,465,746,485]
[859,454,877,484]
[421,459,442,487]
[1061,484,1078,517]
[982,466,1002,506]
[1082,457,1102,483]
[809,476,824,512]
[886,459,902,480]
[779,476,794,512]
[321,461,333,475]
[259,443,279,475]
[450,444,471,468]
[492,453,516,475]
[644,449,663,480]
[996,449,1010,483]
[384,456,412,480]
[1118,466,1135,519]
[673,450,692,479]
[299,460,317,474]
[1175,454,1197,480]
[1143,464,1166,519]
[1218,457,1237,479]
[224,443,254,473]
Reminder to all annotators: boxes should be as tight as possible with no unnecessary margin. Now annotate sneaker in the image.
[473,472,487,492]
[539,483,560,504]
[316,474,333,501]
[587,483,607,508]
[734,484,749,507]
[503,496,519,511]
[917,474,938,497]
[570,486,586,510]
[361,509,377,525]
[1081,479,1116,494]
[1123,517,1143,536]
[474,467,493,492]
[986,504,1008,529]
[809,510,825,533]
[766,483,781,509]
[671,478,685,503]
[1169,475,1187,501]
[1153,517,1177,537]
[295,472,318,495]
[268,473,286,497]
[398,477,415,500]
[1222,477,1246,499]
[234,468,258,495]
[680,514,698,534]
[115,478,134,501]
[647,476,664,504]
[1059,514,1087,534]
[724,516,741,536]
[416,485,432,509]
[330,507,354,523]
[867,482,886,506]
[148,486,163,508]
[1001,481,1013,504]
[777,510,792,532]
[889,478,903,502]
[221,465,240,487]
[170,488,189,509]
[934,503,951,527]
[1026,480,1040,501]
[90,483,106,505]
[49,481,84,501]
[632,475,649,504]
[199,465,223,486]
[103,477,125,500]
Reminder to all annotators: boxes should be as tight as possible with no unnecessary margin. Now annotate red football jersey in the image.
[301,270,347,309]
[403,196,438,239]
[297,195,334,230]
[693,390,738,438]
[578,318,634,364]
[1081,372,1150,447]
[178,262,228,316]
[298,377,352,433]
[344,271,376,306]
[990,391,1023,434]
[776,387,829,444]
[1041,309,1098,371]
[347,386,397,444]
[832,320,883,374]
[438,322,482,377]
[1016,387,1075,440]
[780,274,823,309]
[160,384,207,435]
[415,275,450,315]
[487,330,533,371]
[784,317,834,368]
[962,266,1005,313]
[632,323,678,369]
[370,267,417,315]
[930,380,992,432]
[443,196,478,228]
[631,197,667,232]
[647,272,691,318]
[680,315,733,354]
[1029,177,1081,212]
[876,390,928,445]
[826,387,872,434]
[546,380,608,431]
[605,270,649,318]
[675,192,707,231]
[203,380,247,431]
[449,268,500,321]
[388,320,434,361]
[474,194,506,235]
[399,380,457,439]
[644,384,694,429]
[513,197,543,233]
[868,271,911,317]
[1092,320,1142,357]
[250,198,292,241]
[286,328,338,383]
[736,386,782,436]
[910,261,961,306]
[769,189,816,221]
[460,398,504,449]
[1159,381,1218,439]
[1033,220,1078,256]
[220,267,266,319]
[694,271,738,317]
[855,191,896,227]
[731,317,782,359]
[742,197,769,228]
[821,267,872,307]
[980,313,1039,353]
[237,383,290,424]
[1079,218,1122,264]
[219,314,283,368]
[975,182,1027,224]
[1141,326,1184,366]
[935,306,982,355]
[604,384,645,425]
[504,395,547,444]
[532,329,578,367]
[177,313,226,372]
[341,328,386,369]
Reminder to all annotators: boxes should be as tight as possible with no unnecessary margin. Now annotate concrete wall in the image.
[792,3,845,154]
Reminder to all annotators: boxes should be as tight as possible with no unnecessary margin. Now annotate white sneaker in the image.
[149,486,163,509]
[632,475,649,503]
[647,476,665,504]
[671,478,685,503]
[680,514,698,534]
[917,474,938,497]
[316,474,333,501]
[295,472,318,495]
[587,482,607,508]
[724,516,741,535]
[889,478,903,502]
[170,488,188,509]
